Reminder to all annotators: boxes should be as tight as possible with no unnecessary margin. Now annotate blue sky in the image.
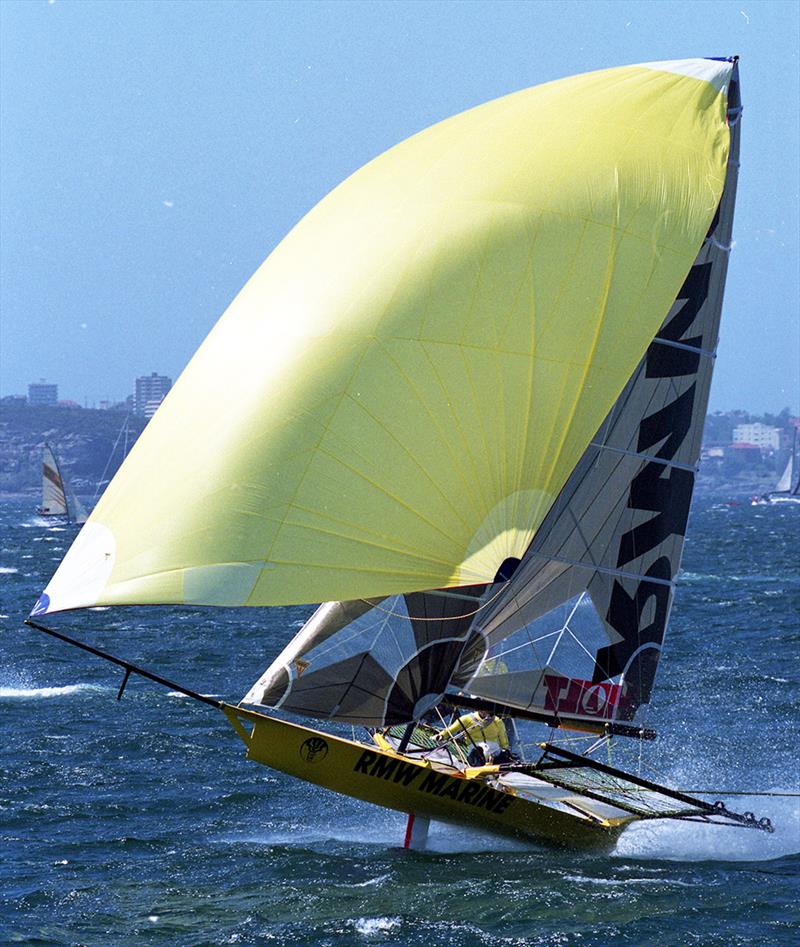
[1,0,798,412]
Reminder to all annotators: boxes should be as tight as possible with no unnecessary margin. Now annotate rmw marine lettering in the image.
[596,257,713,703]
[353,750,513,815]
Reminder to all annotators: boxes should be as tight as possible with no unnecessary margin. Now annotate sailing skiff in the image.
[27,57,775,850]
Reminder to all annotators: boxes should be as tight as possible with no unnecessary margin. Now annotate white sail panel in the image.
[34,59,732,616]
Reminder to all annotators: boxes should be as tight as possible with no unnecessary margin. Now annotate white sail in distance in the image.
[39,444,69,518]
[38,444,87,524]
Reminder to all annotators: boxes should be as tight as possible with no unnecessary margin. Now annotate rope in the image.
[671,791,799,798]
[93,414,131,500]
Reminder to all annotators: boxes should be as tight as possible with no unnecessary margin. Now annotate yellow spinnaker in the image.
[38,59,733,613]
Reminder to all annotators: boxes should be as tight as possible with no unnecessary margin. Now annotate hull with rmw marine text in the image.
[223,706,628,850]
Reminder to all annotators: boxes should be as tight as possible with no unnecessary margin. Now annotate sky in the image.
[1,0,798,413]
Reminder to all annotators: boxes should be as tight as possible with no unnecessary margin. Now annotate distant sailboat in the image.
[753,430,800,505]
[37,443,87,524]
[27,57,774,849]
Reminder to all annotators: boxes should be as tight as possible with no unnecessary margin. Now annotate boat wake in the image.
[614,794,800,862]
[234,812,540,855]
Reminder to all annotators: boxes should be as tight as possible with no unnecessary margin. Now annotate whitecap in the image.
[350,873,392,888]
[0,683,104,700]
[564,874,693,887]
[353,917,400,936]
[0,567,19,574]
[167,691,222,699]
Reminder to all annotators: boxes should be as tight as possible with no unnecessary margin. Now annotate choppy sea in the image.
[1,495,798,946]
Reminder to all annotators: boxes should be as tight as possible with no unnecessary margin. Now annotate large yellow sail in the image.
[36,59,733,614]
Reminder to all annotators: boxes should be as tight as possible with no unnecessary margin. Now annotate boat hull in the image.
[224,705,628,850]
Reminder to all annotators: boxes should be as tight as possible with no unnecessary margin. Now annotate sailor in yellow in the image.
[436,709,510,766]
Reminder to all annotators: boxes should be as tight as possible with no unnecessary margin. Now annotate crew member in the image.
[435,709,511,766]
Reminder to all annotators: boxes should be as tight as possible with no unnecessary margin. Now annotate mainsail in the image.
[774,456,793,494]
[33,59,740,735]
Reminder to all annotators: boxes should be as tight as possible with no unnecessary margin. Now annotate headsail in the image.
[34,58,732,618]
[244,58,741,729]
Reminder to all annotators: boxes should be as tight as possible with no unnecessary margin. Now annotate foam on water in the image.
[0,566,19,574]
[563,874,695,887]
[353,917,400,936]
[167,690,222,699]
[0,683,105,700]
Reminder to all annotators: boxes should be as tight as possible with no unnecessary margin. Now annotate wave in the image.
[0,566,19,574]
[0,683,105,700]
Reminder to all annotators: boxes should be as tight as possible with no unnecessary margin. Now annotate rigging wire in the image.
[92,414,131,501]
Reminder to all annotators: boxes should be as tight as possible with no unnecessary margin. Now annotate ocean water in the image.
[1,496,798,946]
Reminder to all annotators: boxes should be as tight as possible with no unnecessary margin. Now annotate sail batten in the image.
[588,442,698,473]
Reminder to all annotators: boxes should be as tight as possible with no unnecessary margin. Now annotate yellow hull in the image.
[223,705,630,851]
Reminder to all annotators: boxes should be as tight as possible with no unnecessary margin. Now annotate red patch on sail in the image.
[543,675,621,719]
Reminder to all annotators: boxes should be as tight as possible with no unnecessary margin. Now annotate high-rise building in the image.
[134,373,172,417]
[28,381,58,406]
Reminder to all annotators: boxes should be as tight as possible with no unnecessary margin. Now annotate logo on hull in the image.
[299,737,329,763]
